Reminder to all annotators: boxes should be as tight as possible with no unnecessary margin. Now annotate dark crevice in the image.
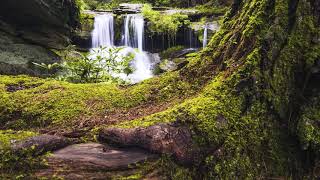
[288,0,299,32]
[229,0,242,18]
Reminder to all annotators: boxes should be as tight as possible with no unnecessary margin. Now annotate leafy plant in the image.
[60,46,134,83]
[34,46,135,84]
[32,62,61,76]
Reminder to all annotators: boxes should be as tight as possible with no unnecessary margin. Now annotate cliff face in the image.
[0,0,80,75]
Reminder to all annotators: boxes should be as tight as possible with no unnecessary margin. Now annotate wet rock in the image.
[159,59,178,72]
[72,30,92,50]
[172,48,198,58]
[0,0,79,75]
[113,3,144,14]
[119,3,144,11]
[12,135,77,155]
[191,21,220,32]
[98,123,200,165]
[157,47,195,73]
[164,9,199,15]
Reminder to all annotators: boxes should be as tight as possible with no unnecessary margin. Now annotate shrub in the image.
[34,46,134,84]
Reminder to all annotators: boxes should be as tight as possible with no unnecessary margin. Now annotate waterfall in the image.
[121,14,152,83]
[123,14,145,51]
[91,14,114,47]
[90,13,153,83]
[203,24,208,48]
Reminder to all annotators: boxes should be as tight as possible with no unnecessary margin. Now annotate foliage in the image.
[82,0,128,10]
[142,4,189,35]
[195,4,229,16]
[36,46,134,84]
[32,62,61,76]
[59,46,134,83]
[75,0,88,11]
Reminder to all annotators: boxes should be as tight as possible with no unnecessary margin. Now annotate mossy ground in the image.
[0,71,199,132]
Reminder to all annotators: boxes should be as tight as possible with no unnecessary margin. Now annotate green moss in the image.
[0,71,198,130]
[142,4,189,35]
[108,0,320,178]
[79,12,95,32]
[0,130,37,147]
[298,95,320,150]
[0,130,45,179]
[1,0,319,178]
[195,4,229,16]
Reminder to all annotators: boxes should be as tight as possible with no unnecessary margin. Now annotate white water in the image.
[203,24,208,48]
[92,14,114,47]
[91,13,153,83]
[123,14,145,51]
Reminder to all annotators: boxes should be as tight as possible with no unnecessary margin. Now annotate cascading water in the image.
[203,24,208,48]
[123,14,145,51]
[121,14,153,82]
[90,13,154,83]
[91,14,114,47]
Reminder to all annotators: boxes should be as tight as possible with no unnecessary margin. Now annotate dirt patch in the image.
[84,101,178,127]
[44,99,182,137]
[6,81,43,92]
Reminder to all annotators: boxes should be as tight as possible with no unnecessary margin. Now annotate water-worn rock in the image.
[12,135,77,155]
[98,123,200,165]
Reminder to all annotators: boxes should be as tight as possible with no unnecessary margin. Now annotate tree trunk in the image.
[103,0,320,178]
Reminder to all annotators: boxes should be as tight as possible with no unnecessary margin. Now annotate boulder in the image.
[98,123,200,165]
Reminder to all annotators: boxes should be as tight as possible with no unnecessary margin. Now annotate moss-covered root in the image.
[112,0,320,178]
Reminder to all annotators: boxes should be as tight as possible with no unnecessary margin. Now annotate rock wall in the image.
[0,0,80,75]
[0,0,80,49]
